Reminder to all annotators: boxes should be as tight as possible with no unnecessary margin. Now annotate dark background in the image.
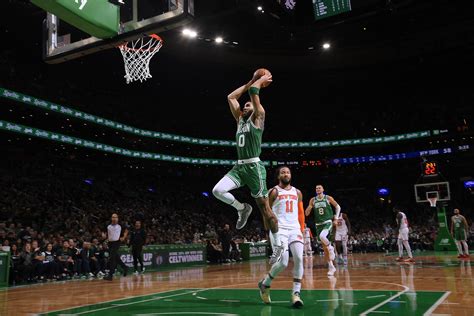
[0,0,473,224]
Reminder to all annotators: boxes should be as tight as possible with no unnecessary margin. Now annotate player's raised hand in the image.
[251,68,272,87]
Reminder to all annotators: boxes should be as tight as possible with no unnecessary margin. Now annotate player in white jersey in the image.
[303,225,313,256]
[335,212,351,265]
[394,206,415,263]
[258,166,305,308]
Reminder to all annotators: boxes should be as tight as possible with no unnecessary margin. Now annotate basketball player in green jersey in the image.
[451,208,470,258]
[212,71,283,264]
[305,184,341,276]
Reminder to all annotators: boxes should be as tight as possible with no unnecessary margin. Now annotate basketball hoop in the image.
[118,34,163,84]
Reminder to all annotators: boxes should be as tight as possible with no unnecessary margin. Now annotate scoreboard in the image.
[313,0,352,21]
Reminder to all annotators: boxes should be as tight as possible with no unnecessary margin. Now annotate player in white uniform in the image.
[303,225,313,256]
[258,166,305,308]
[335,212,351,265]
[394,206,415,263]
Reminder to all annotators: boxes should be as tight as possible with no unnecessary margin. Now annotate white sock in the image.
[403,240,413,258]
[264,250,289,286]
[293,280,301,294]
[231,199,245,211]
[456,241,463,255]
[461,241,469,255]
[263,273,274,287]
[271,232,281,247]
[329,260,335,270]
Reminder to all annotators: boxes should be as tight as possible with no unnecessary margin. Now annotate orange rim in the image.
[118,34,163,52]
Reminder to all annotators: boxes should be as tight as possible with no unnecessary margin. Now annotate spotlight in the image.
[215,37,223,43]
[182,29,197,38]
[322,43,331,50]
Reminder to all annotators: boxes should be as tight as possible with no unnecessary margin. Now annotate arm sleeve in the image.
[298,201,305,232]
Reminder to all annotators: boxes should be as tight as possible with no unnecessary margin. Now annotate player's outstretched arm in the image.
[268,187,278,208]
[344,213,352,235]
[249,74,272,129]
[305,197,314,216]
[228,80,254,122]
[328,195,341,219]
[297,189,305,232]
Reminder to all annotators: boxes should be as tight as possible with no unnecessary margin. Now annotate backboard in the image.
[39,0,194,64]
[414,181,451,203]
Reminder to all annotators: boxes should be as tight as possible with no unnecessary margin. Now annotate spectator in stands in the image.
[68,239,82,276]
[206,239,223,264]
[31,240,46,280]
[10,243,21,284]
[40,243,59,280]
[19,242,35,282]
[80,242,95,278]
[56,240,74,278]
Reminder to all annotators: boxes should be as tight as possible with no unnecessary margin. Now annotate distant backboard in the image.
[40,0,194,63]
[414,181,451,203]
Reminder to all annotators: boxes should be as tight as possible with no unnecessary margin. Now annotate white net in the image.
[118,34,163,84]
[428,197,437,207]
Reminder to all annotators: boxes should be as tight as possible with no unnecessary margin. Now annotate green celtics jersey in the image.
[453,215,465,232]
[313,195,334,224]
[236,115,263,160]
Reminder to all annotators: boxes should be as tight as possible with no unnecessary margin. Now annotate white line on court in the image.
[37,289,188,316]
[220,299,240,303]
[390,301,406,303]
[366,295,387,299]
[423,291,451,316]
[316,298,343,302]
[359,284,409,316]
[196,296,208,300]
[345,303,358,306]
[63,281,259,315]
[74,289,210,315]
[370,311,390,314]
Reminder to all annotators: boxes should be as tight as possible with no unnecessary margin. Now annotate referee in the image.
[104,213,129,281]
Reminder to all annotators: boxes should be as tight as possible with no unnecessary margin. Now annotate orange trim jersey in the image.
[272,186,304,231]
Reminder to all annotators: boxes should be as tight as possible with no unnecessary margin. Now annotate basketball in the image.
[253,68,272,87]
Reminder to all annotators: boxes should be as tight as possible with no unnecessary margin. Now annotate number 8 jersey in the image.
[312,195,334,224]
[272,186,301,230]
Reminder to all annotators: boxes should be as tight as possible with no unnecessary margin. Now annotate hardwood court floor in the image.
[1,252,472,315]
